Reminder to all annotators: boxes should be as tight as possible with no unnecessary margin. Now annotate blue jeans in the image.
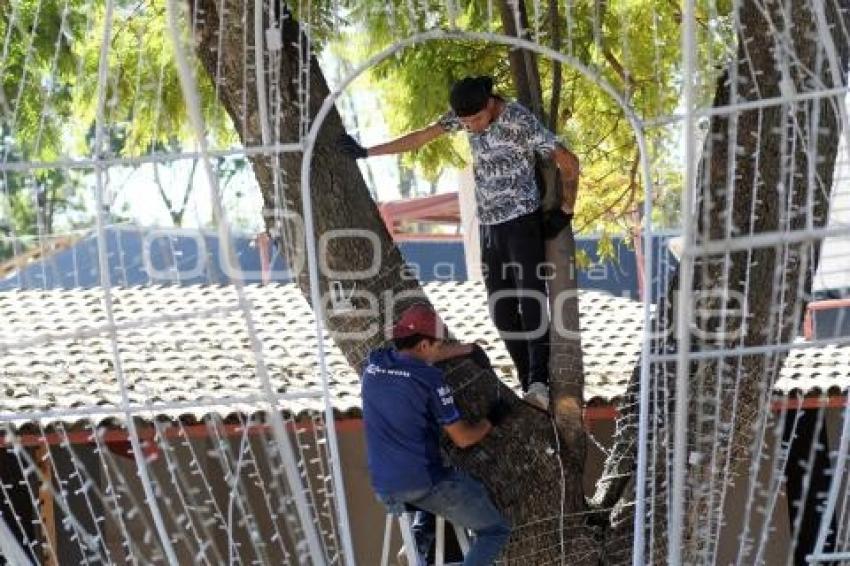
[410,511,436,560]
[379,470,511,566]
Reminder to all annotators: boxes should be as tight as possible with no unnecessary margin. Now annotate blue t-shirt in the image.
[361,348,461,495]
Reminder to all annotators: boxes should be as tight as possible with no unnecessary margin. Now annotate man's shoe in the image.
[523,382,550,411]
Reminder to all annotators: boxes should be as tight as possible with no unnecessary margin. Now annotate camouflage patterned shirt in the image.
[439,101,559,225]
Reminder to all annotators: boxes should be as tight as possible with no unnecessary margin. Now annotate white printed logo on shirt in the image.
[437,385,455,406]
[366,363,411,378]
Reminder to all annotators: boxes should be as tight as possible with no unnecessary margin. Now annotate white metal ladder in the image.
[380,510,471,566]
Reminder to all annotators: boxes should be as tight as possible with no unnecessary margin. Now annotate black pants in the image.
[480,210,549,390]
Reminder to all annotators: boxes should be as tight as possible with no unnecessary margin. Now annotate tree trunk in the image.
[547,0,563,134]
[594,2,850,564]
[497,0,544,118]
[191,1,420,367]
[437,358,598,564]
[189,2,597,563]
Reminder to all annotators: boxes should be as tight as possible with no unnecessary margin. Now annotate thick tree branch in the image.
[497,0,544,119]
[548,0,562,133]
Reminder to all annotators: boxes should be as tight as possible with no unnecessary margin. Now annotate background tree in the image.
[0,2,91,260]
[591,2,850,563]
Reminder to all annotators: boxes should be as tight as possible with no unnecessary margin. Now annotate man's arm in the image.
[366,123,446,157]
[552,144,580,213]
[432,342,492,371]
[431,342,474,363]
[443,420,493,449]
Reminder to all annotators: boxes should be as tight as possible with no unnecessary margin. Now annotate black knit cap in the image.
[449,76,494,117]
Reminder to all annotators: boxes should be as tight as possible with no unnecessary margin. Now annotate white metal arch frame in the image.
[164,1,327,564]
[300,28,658,566]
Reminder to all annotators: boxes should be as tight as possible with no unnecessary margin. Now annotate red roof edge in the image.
[4,395,847,448]
[378,192,461,238]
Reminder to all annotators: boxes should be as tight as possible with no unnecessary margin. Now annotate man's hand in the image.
[432,342,472,362]
[486,398,512,427]
[469,343,492,370]
[444,420,491,448]
[543,207,573,239]
[337,133,368,159]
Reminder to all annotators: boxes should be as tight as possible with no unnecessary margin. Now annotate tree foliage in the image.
[2,0,731,240]
[0,0,240,243]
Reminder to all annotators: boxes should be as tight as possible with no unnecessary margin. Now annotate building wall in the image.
[337,416,795,564]
[714,429,791,565]
[337,409,847,564]
[88,423,395,565]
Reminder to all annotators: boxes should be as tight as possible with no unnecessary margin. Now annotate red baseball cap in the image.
[391,304,446,340]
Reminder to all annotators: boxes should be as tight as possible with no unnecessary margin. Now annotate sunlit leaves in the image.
[3,0,234,160]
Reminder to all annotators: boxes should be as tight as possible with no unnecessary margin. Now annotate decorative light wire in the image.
[0,143,304,174]
[6,430,107,561]
[91,1,180,563]
[669,0,697,561]
[149,418,221,565]
[206,413,272,562]
[173,419,230,537]
[163,0,327,563]
[37,421,109,563]
[633,121,655,566]
[698,4,741,555]
[90,428,149,564]
[235,413,294,563]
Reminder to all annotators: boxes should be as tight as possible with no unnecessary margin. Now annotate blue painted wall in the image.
[397,241,468,282]
[6,226,848,340]
[398,235,678,301]
[0,226,288,290]
[0,226,676,300]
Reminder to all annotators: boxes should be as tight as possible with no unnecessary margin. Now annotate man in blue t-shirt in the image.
[362,304,511,566]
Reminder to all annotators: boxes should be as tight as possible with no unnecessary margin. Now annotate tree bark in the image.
[547,0,563,134]
[594,2,850,564]
[497,0,544,118]
[435,358,598,564]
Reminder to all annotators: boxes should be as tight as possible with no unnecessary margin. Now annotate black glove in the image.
[337,133,368,159]
[543,208,573,239]
[469,343,492,370]
[486,398,512,427]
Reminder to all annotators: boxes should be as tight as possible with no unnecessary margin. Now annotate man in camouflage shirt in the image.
[339,76,580,410]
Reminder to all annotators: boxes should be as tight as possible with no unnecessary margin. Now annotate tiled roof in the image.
[0,282,847,428]
[427,282,643,402]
